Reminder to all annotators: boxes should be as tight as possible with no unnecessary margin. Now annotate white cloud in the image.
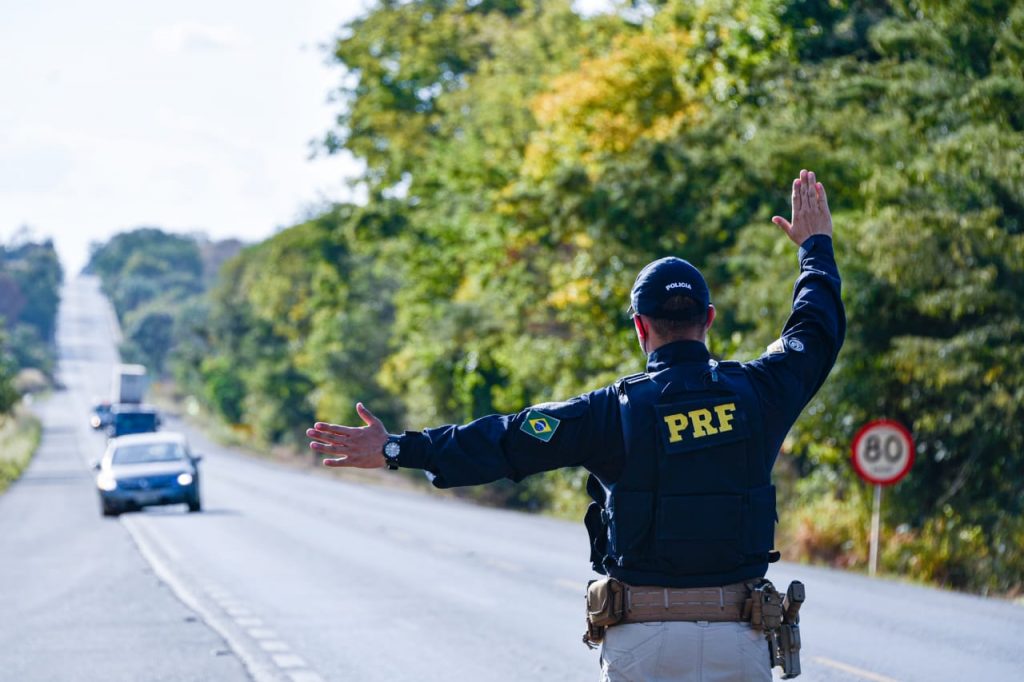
[152,23,243,54]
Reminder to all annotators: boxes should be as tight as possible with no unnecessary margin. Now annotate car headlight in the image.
[90,416,101,428]
[177,472,193,486]
[97,473,117,491]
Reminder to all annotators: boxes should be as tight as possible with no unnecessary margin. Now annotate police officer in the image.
[307,169,844,681]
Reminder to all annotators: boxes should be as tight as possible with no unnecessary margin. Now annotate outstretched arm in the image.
[306,391,622,487]
[744,169,846,463]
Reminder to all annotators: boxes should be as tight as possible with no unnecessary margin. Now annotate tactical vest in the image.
[585,360,779,588]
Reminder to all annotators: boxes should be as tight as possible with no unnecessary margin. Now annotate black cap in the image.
[629,257,710,319]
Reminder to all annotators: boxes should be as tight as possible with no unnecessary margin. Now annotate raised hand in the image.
[306,402,389,468]
[772,169,833,246]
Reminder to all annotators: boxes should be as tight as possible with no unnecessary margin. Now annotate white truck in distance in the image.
[112,364,148,404]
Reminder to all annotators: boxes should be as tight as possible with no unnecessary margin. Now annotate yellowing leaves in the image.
[547,277,596,309]
[523,31,701,180]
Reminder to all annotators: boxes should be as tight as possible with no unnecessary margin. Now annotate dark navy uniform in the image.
[392,235,842,680]
[396,235,844,588]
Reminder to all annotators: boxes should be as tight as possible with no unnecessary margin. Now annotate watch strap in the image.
[382,434,401,470]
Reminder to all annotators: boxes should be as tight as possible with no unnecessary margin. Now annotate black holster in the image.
[744,579,804,678]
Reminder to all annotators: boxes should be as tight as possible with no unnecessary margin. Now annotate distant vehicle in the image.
[94,432,202,517]
[89,401,114,430]
[106,404,161,439]
[112,364,148,404]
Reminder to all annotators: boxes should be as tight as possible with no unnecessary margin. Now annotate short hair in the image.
[646,294,707,338]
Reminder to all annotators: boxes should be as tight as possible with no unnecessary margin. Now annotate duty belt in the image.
[620,581,749,623]
[582,577,805,678]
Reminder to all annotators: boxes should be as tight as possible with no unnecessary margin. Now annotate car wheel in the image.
[187,498,202,513]
[101,500,120,517]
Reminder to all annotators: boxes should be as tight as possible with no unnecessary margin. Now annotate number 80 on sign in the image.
[851,419,915,485]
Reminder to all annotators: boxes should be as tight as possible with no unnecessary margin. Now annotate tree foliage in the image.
[129,0,1024,592]
[0,236,63,386]
[0,329,18,416]
[86,228,239,376]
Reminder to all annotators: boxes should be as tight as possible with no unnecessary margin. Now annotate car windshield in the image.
[112,443,186,465]
[116,413,157,429]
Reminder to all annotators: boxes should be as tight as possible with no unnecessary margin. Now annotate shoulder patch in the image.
[520,410,561,442]
[786,337,805,352]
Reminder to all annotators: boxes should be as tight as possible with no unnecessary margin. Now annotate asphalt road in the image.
[1,276,1022,682]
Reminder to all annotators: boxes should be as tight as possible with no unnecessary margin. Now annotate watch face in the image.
[384,441,400,459]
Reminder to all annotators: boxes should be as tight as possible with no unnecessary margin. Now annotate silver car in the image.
[94,432,202,517]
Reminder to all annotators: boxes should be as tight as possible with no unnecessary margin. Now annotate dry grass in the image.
[0,405,41,493]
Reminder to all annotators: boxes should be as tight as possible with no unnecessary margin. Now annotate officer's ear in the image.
[633,314,647,342]
[704,305,716,331]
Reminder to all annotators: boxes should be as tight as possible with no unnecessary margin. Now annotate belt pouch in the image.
[586,578,625,627]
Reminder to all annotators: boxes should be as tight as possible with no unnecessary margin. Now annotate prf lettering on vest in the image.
[664,403,737,442]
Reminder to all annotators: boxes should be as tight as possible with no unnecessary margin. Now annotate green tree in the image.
[0,329,19,416]
[0,237,63,377]
[122,305,177,373]
[185,0,1024,592]
[88,228,236,381]
[87,228,202,320]
[201,206,402,442]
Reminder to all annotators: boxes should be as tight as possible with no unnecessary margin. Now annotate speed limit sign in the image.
[851,419,915,485]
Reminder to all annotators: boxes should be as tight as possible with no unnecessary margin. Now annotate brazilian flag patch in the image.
[521,410,561,443]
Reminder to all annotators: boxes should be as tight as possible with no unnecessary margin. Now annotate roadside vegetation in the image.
[0,233,62,488]
[0,232,61,489]
[87,1,1023,596]
[0,233,62,387]
[0,408,42,493]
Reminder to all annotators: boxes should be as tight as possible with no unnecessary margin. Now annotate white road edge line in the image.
[121,516,284,682]
[812,656,901,682]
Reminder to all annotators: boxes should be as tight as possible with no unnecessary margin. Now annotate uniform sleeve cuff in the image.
[396,431,431,470]
[798,234,834,261]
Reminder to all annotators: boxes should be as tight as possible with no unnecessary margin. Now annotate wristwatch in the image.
[382,434,401,470]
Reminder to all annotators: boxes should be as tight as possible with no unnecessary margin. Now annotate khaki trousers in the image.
[599,621,771,682]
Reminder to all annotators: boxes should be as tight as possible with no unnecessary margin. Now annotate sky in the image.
[0,0,369,276]
[0,0,611,277]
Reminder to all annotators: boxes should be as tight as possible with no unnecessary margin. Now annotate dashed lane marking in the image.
[249,628,279,639]
[272,654,307,669]
[259,641,291,652]
[121,516,282,682]
[124,518,329,681]
[813,656,902,682]
[236,617,264,627]
[203,584,232,598]
[287,672,325,682]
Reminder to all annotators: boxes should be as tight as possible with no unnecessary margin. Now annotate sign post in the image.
[869,484,882,577]
[851,420,915,577]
